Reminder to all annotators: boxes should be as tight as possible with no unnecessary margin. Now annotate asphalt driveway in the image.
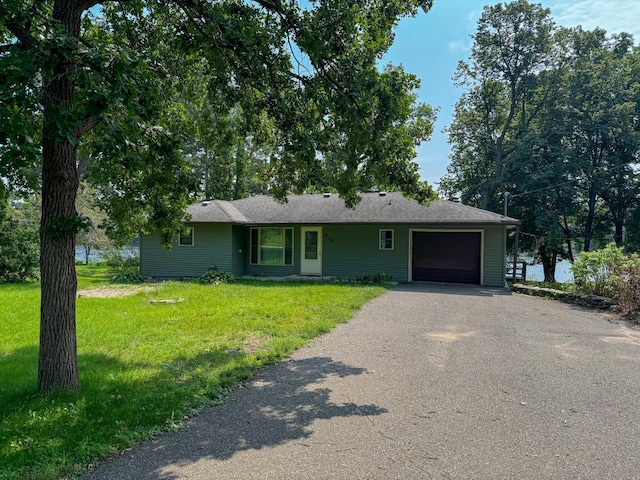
[83,283,640,480]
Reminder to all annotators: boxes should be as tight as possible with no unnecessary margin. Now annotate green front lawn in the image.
[0,266,387,479]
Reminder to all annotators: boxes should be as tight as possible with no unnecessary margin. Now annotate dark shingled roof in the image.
[186,193,519,225]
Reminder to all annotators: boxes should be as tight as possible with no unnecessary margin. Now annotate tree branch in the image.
[76,116,102,138]
[252,0,295,27]
[2,18,37,50]
[77,0,133,11]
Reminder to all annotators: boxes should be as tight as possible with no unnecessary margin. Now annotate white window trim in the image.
[379,229,394,250]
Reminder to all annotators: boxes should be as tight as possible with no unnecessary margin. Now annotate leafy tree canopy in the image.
[1,0,436,392]
[441,0,640,282]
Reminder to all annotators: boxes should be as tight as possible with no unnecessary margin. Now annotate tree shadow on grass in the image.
[1,346,246,479]
[0,345,39,409]
[82,356,386,480]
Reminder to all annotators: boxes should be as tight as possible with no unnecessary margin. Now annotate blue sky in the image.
[381,0,640,188]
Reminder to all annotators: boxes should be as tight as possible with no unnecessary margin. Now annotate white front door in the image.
[300,227,322,276]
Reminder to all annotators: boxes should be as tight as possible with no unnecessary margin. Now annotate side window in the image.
[179,227,194,246]
[379,229,394,250]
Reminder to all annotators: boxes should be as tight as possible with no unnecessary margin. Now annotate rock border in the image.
[510,283,616,310]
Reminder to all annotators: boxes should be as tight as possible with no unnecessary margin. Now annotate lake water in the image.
[523,259,573,283]
[75,246,138,264]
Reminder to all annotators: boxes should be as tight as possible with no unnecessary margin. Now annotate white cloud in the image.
[549,0,640,39]
[467,9,481,28]
[449,39,472,53]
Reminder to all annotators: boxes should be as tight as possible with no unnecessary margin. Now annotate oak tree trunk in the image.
[613,218,624,246]
[539,243,557,283]
[37,1,81,393]
[542,253,557,283]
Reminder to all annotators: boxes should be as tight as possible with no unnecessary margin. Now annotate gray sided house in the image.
[140,192,520,287]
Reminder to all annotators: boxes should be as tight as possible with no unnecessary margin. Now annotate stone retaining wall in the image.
[510,284,616,310]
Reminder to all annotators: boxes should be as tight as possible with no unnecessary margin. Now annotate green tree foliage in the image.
[0,194,39,283]
[75,182,110,264]
[440,0,555,210]
[625,204,640,252]
[442,0,640,282]
[185,104,275,201]
[561,29,640,252]
[570,243,627,297]
[570,243,640,321]
[1,0,437,392]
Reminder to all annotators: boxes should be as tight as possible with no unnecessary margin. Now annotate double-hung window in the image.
[250,227,294,265]
[379,229,394,250]
[179,227,194,246]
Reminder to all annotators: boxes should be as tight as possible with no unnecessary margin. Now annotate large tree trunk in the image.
[539,243,557,283]
[480,141,507,212]
[38,1,81,393]
[613,217,624,246]
[542,253,557,283]
[480,177,499,211]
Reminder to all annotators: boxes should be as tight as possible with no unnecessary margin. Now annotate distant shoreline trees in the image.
[441,0,640,282]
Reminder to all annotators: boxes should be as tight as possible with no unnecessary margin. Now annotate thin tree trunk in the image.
[562,214,575,263]
[583,185,597,252]
[38,1,81,393]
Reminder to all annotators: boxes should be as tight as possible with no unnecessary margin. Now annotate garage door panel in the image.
[412,232,481,284]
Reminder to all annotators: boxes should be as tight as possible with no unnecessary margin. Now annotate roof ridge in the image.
[216,200,249,223]
[440,199,519,222]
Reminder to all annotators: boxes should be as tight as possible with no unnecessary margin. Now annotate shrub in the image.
[112,267,145,284]
[353,272,393,284]
[102,247,144,284]
[199,268,236,284]
[571,244,640,319]
[570,243,627,297]
[611,253,640,320]
[0,218,39,282]
[101,247,139,269]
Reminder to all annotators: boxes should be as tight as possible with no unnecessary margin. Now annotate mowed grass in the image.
[0,266,387,479]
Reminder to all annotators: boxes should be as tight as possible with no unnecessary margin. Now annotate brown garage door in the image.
[412,231,481,284]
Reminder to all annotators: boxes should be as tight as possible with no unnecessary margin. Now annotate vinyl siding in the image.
[322,224,507,285]
[142,222,510,286]
[140,224,233,278]
[482,225,507,287]
[322,225,409,281]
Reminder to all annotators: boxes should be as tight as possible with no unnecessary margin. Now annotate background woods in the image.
[441,0,640,282]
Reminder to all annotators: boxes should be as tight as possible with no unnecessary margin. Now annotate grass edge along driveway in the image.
[0,266,387,480]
